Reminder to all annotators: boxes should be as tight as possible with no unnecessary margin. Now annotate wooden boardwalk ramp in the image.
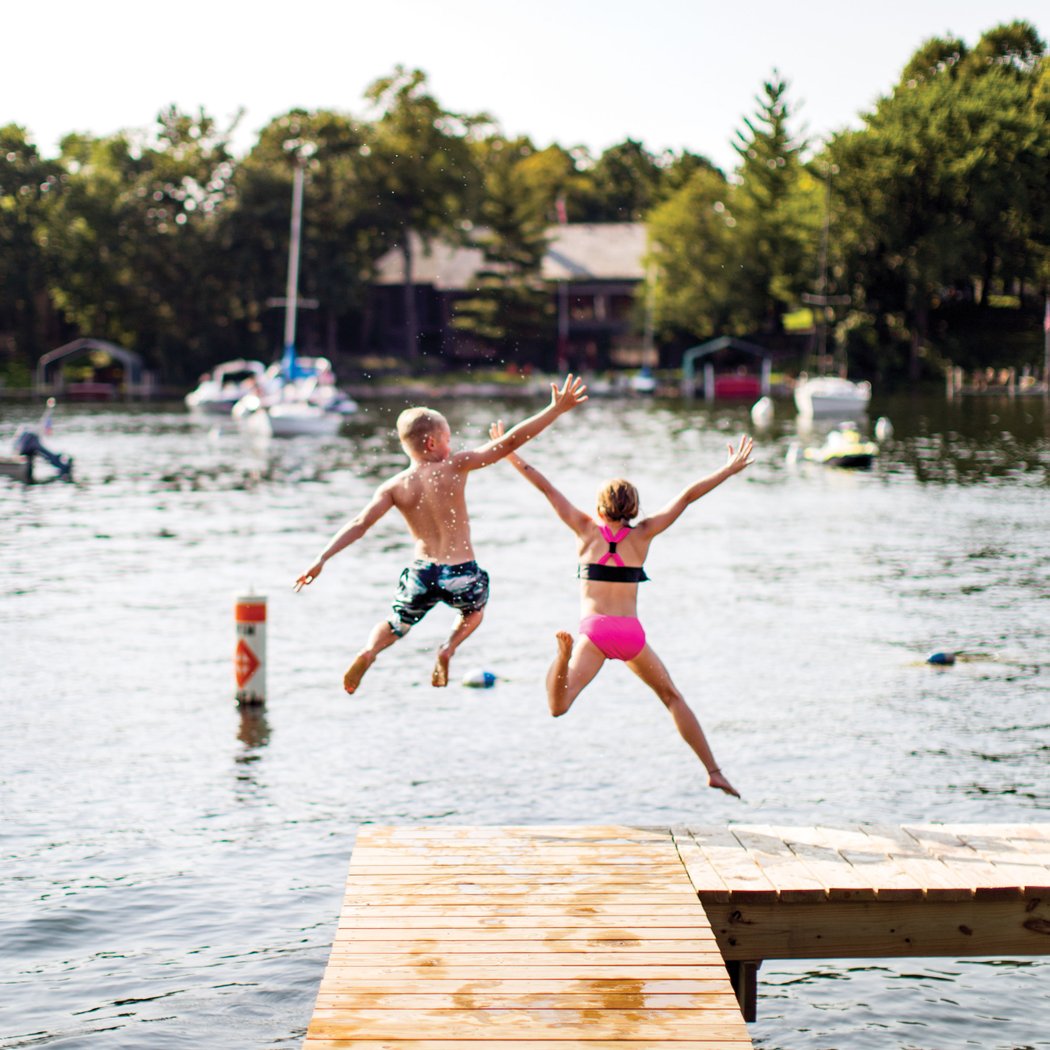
[304,824,754,1048]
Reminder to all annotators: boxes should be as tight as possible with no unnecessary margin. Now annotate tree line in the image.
[1,21,1046,387]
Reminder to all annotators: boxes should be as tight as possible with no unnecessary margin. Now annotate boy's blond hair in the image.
[397,407,448,450]
[596,478,639,523]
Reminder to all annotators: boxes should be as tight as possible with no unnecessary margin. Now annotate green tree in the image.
[588,139,662,221]
[359,67,484,362]
[0,126,62,364]
[730,73,812,334]
[45,108,239,380]
[647,166,739,340]
[830,22,1049,377]
[452,135,553,364]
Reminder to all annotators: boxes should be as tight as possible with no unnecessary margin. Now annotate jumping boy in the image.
[294,375,588,692]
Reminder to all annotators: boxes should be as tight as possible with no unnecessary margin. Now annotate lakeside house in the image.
[370,222,648,370]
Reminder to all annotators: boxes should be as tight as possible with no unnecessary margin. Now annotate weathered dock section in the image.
[676,823,1050,1020]
[304,824,754,1048]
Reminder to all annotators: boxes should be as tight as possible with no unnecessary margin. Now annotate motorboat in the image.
[186,359,266,417]
[801,422,879,468]
[794,374,871,418]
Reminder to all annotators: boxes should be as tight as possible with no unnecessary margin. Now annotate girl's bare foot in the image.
[432,645,451,687]
[343,651,374,694]
[554,630,573,663]
[708,768,740,798]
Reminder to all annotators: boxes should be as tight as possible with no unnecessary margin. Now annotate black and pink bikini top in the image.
[578,524,649,583]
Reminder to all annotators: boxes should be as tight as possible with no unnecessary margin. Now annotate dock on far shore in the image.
[304,823,1050,1048]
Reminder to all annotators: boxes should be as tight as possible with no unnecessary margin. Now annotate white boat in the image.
[794,374,871,418]
[185,359,266,417]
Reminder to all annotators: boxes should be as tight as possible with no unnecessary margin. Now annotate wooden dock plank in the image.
[853,824,973,900]
[336,925,719,941]
[722,828,828,902]
[742,825,879,901]
[671,826,732,904]
[902,824,1026,899]
[949,826,1050,892]
[314,978,733,995]
[318,965,736,982]
[338,917,713,932]
[307,1009,749,1040]
[685,827,780,901]
[806,825,926,901]
[313,990,734,1009]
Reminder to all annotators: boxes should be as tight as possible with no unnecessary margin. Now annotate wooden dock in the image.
[304,824,1050,1046]
[305,825,753,1048]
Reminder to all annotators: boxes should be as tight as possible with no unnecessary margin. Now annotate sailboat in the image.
[233,153,357,437]
[794,165,871,420]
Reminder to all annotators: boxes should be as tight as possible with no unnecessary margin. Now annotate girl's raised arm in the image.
[637,436,754,539]
[489,421,591,536]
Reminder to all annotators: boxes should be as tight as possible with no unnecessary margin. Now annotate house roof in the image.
[373,235,487,290]
[372,222,646,290]
[542,222,647,282]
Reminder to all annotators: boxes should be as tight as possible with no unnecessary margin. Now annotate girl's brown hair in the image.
[596,478,639,522]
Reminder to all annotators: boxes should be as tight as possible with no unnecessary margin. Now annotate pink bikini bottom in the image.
[579,614,646,662]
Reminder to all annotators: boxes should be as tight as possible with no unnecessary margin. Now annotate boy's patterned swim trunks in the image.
[389,559,490,635]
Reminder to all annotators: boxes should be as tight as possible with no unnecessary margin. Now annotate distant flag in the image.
[555,195,568,226]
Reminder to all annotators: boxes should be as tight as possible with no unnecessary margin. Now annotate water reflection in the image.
[236,704,271,756]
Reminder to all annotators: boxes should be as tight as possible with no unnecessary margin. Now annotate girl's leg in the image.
[546,632,606,716]
[626,644,739,798]
[344,620,401,694]
[433,609,485,687]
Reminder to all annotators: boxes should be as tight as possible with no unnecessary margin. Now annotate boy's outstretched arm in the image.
[294,486,395,591]
[455,374,587,471]
[637,436,754,539]
[488,421,591,535]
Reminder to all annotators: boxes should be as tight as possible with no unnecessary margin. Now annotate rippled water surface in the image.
[2,392,1048,1049]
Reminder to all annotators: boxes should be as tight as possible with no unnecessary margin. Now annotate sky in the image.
[6,1,1046,173]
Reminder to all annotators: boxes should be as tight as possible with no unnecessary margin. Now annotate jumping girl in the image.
[491,422,754,797]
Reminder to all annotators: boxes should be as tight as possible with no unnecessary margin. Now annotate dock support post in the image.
[727,959,761,1022]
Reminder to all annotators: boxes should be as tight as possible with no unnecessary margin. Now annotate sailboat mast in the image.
[283,159,305,353]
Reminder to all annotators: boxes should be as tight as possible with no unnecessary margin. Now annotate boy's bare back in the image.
[382,455,476,564]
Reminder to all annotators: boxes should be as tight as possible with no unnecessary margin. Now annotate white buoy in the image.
[234,593,267,704]
[462,668,497,688]
[875,416,894,442]
[750,396,774,429]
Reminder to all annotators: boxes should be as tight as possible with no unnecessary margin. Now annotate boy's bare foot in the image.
[432,646,451,687]
[708,768,740,798]
[343,651,374,694]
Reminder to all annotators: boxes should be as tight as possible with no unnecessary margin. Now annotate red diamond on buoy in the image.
[235,639,260,687]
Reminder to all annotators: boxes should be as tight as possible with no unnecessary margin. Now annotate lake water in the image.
[1,390,1048,1049]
